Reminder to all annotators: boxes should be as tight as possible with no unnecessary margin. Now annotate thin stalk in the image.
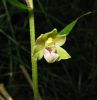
[20,65,34,89]
[0,84,13,100]
[27,0,39,100]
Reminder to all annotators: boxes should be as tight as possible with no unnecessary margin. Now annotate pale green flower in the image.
[33,28,71,63]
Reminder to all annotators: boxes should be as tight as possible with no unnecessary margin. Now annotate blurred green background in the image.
[0,0,97,100]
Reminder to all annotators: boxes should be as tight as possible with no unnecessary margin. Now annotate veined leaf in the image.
[59,12,92,36]
[7,0,28,10]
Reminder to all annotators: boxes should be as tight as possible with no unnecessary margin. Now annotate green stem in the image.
[27,0,39,100]
[32,58,39,100]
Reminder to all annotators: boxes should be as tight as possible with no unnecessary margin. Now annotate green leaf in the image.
[7,0,28,10]
[59,12,92,36]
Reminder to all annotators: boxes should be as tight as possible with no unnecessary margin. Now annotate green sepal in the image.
[36,28,58,45]
[56,47,71,60]
[54,35,66,46]
[32,45,44,60]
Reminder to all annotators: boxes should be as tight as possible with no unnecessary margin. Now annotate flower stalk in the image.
[27,0,39,100]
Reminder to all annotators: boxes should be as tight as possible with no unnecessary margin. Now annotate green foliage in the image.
[7,0,28,10]
[59,12,92,36]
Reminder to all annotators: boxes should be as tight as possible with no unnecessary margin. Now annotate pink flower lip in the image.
[46,48,55,53]
[44,48,59,63]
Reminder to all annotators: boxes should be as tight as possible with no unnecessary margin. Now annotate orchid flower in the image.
[33,28,71,63]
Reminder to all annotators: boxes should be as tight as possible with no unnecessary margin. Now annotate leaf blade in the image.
[7,0,28,10]
[59,12,92,36]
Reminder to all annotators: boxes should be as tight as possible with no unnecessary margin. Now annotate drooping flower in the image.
[32,28,71,63]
